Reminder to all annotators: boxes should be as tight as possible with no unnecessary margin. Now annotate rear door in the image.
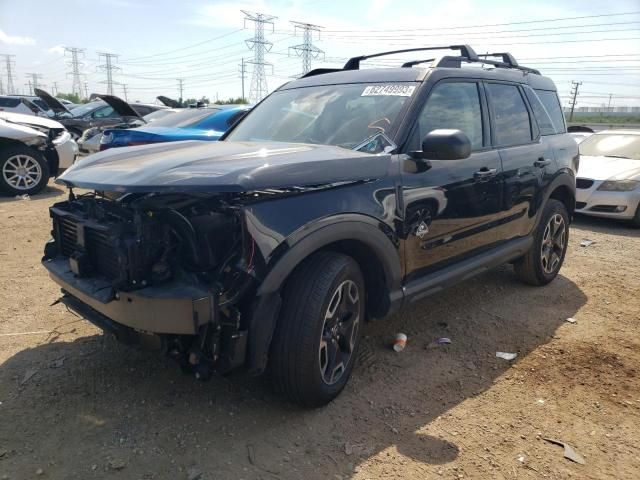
[484,82,549,240]
[401,79,503,280]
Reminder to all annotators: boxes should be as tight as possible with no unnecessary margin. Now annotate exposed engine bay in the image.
[43,190,258,379]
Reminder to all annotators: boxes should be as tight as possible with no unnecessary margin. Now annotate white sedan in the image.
[575,130,640,226]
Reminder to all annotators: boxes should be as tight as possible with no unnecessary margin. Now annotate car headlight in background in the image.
[597,180,640,192]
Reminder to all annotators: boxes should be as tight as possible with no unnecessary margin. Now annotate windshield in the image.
[579,133,640,160]
[71,102,104,118]
[226,83,416,150]
[148,108,219,128]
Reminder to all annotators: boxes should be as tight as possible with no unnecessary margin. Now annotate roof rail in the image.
[401,58,435,68]
[478,52,519,67]
[343,45,478,70]
[476,53,540,74]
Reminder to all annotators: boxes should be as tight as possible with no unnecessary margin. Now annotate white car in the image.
[0,111,78,195]
[575,130,640,226]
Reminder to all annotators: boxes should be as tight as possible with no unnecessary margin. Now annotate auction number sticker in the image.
[361,85,416,97]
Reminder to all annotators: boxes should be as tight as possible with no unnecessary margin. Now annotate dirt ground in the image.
[0,182,639,480]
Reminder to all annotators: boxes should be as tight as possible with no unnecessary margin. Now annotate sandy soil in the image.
[0,182,639,480]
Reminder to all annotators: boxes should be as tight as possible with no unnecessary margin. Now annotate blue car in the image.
[99,105,250,151]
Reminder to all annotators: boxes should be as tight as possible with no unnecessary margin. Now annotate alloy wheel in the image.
[319,279,360,385]
[2,154,43,191]
[540,213,566,274]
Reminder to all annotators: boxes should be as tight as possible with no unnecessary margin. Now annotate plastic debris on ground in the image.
[393,333,407,352]
[566,317,577,324]
[436,337,452,345]
[14,194,30,201]
[580,239,595,247]
[496,352,517,361]
[543,438,586,465]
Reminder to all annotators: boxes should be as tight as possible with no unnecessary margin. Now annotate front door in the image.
[401,80,503,282]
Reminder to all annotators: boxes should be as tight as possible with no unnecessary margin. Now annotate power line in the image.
[289,21,324,76]
[243,10,277,104]
[97,52,120,95]
[65,47,85,96]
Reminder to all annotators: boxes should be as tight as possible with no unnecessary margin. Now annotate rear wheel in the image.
[270,251,364,407]
[0,146,50,196]
[514,199,569,286]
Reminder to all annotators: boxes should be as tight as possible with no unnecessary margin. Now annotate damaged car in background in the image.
[0,111,77,195]
[43,45,577,407]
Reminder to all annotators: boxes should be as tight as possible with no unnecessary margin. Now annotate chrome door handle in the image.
[474,168,497,179]
[534,158,551,168]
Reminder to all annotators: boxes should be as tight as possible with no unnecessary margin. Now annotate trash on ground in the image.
[517,454,526,463]
[49,357,66,368]
[566,317,577,324]
[436,337,452,345]
[393,333,407,352]
[543,438,586,465]
[580,239,595,247]
[496,352,517,361]
[247,444,256,465]
[20,368,38,385]
[14,194,30,201]
[107,459,126,471]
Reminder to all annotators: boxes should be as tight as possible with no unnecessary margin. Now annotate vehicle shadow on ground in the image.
[0,184,65,202]
[0,266,587,479]
[573,214,640,238]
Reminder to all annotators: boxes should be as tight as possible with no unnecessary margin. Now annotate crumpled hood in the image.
[57,140,390,192]
[577,155,640,181]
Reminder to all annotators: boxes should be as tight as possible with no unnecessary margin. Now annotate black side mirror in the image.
[413,129,471,161]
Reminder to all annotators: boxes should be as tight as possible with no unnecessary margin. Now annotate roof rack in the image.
[301,45,540,78]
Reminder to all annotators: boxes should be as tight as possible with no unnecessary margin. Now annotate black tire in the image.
[630,204,640,228]
[270,251,365,407]
[0,145,50,196]
[514,199,569,286]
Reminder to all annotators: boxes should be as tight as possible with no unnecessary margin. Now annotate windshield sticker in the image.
[361,85,416,97]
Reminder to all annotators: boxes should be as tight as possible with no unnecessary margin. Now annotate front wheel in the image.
[0,146,50,196]
[270,251,364,407]
[514,199,569,286]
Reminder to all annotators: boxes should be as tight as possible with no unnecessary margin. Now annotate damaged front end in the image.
[43,189,262,379]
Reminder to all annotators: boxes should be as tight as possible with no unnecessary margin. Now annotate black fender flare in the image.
[256,215,402,296]
[535,170,576,228]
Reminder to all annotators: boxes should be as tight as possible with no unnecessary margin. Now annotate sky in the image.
[0,0,639,108]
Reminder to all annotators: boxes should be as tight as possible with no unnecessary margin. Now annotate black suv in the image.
[43,45,577,407]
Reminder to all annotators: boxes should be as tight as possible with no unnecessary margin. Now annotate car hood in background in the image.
[34,88,71,115]
[97,94,143,119]
[577,155,640,181]
[57,141,390,193]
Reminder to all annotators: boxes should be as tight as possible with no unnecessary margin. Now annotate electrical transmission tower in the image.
[289,21,324,76]
[177,78,184,103]
[25,73,44,94]
[242,10,276,104]
[568,80,582,122]
[65,47,85,96]
[1,54,17,94]
[97,52,120,95]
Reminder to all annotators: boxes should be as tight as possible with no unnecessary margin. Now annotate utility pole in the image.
[568,80,582,122]
[83,82,89,100]
[607,93,613,112]
[0,76,4,95]
[65,47,85,97]
[242,10,276,104]
[97,52,120,95]
[122,83,128,101]
[238,58,247,102]
[52,81,59,96]
[2,54,17,94]
[177,78,184,104]
[25,73,44,94]
[289,21,324,76]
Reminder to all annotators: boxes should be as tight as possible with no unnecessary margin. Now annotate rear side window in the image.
[416,82,484,150]
[0,98,20,108]
[535,90,566,134]
[524,88,556,135]
[486,83,532,146]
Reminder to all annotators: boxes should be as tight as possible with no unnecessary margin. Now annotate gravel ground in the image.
[0,182,639,480]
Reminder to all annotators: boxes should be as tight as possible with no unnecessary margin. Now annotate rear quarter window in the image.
[535,89,566,134]
[0,98,21,108]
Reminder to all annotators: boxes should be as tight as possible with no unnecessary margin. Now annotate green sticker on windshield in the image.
[361,85,416,97]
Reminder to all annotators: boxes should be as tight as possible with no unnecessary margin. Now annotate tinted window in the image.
[71,102,104,118]
[416,82,484,150]
[524,88,556,135]
[535,89,566,134]
[486,83,532,146]
[0,98,20,108]
[93,106,117,118]
[32,99,50,111]
[226,109,248,127]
